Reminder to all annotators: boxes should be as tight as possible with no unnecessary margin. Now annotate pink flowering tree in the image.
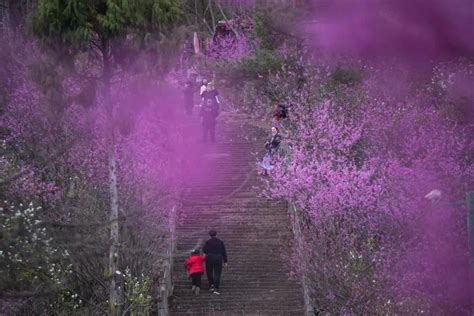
[207,32,252,61]
[261,53,473,313]
[1,51,185,314]
[0,1,180,314]
[25,1,182,313]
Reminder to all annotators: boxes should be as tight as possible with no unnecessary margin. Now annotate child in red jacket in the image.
[184,249,206,295]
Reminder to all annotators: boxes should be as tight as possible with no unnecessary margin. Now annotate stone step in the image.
[171,299,304,309]
[172,280,300,287]
[173,274,294,281]
[171,310,303,316]
[172,284,302,293]
[170,113,304,315]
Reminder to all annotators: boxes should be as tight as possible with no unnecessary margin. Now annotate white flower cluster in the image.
[122,267,153,310]
[1,200,72,286]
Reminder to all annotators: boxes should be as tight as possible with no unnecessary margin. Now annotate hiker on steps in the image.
[199,79,208,97]
[182,81,194,115]
[259,126,282,176]
[200,81,220,108]
[203,230,228,295]
[184,248,206,295]
[200,98,219,143]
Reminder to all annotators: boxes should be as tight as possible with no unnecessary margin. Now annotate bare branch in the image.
[1,287,57,298]
[216,0,240,39]
[201,20,212,36]
[209,0,216,32]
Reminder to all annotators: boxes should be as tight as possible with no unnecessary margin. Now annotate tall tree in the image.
[29,1,181,313]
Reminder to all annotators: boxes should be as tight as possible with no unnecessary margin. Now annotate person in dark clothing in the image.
[259,126,282,176]
[203,230,227,295]
[182,81,194,115]
[200,98,219,143]
[199,79,208,97]
[200,82,220,108]
[265,126,282,154]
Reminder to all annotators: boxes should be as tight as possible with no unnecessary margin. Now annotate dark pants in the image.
[202,122,216,143]
[191,272,202,288]
[206,254,223,289]
[184,96,193,115]
[185,105,193,115]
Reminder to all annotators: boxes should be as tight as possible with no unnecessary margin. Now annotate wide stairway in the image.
[170,111,305,315]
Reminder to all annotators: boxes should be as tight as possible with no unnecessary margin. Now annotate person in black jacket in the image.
[203,230,227,295]
[200,98,219,143]
[182,81,194,115]
[200,82,220,107]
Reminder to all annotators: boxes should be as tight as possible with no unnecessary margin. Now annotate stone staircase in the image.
[169,111,304,315]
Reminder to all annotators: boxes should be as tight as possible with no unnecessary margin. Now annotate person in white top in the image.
[199,79,208,97]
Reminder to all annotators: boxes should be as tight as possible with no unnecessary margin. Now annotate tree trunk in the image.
[102,47,122,315]
[108,147,121,315]
[194,0,198,25]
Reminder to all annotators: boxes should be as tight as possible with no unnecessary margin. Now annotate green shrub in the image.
[330,66,362,87]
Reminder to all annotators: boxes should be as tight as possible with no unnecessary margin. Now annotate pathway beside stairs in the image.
[170,111,305,315]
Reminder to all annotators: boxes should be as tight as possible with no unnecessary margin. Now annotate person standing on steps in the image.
[182,81,194,115]
[184,249,206,295]
[203,230,227,295]
[200,98,219,143]
[259,126,282,176]
[200,81,220,109]
[199,79,208,98]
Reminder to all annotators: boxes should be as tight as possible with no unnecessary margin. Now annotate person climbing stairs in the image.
[169,111,305,315]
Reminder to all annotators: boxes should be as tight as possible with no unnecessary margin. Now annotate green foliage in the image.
[240,51,285,78]
[330,66,362,87]
[211,50,284,84]
[31,0,92,47]
[253,15,275,50]
[28,61,66,112]
[30,0,182,50]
